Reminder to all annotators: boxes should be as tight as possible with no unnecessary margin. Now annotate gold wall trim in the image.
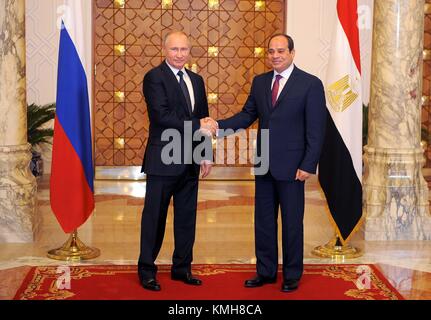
[114,91,125,102]
[114,44,125,56]
[114,0,125,9]
[255,1,265,11]
[208,0,219,10]
[208,46,219,57]
[162,0,173,9]
[95,166,254,180]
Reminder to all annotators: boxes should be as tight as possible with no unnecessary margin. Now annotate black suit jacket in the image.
[141,61,210,176]
[218,65,327,181]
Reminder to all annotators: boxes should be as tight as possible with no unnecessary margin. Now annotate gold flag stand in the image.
[312,234,362,261]
[47,230,100,261]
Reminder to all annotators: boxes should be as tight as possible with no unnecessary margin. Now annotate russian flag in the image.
[318,0,363,243]
[50,1,94,233]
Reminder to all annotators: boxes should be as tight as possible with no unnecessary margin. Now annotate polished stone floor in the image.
[0,174,430,300]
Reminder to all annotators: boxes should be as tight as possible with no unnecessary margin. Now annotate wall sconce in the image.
[423,49,431,61]
[254,47,264,58]
[208,0,219,10]
[255,1,265,11]
[114,44,126,56]
[208,93,218,104]
[114,137,125,149]
[114,0,125,9]
[422,95,430,106]
[208,46,219,57]
[425,3,431,14]
[185,63,198,73]
[162,0,173,9]
[114,91,125,102]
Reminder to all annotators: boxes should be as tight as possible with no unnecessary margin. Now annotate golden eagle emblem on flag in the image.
[327,74,359,112]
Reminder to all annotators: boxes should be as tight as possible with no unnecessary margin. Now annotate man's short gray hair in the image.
[163,30,191,47]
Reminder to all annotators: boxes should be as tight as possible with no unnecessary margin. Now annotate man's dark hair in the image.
[267,34,294,51]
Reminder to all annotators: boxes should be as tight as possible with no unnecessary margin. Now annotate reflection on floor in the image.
[0,175,430,300]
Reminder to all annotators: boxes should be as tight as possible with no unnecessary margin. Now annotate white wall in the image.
[25,0,92,173]
[286,0,373,104]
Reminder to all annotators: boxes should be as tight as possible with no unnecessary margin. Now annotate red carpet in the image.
[14,264,403,300]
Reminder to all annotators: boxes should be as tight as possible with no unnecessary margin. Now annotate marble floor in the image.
[0,174,430,300]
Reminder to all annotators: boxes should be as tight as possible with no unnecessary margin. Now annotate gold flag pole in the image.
[47,230,100,261]
[312,233,362,261]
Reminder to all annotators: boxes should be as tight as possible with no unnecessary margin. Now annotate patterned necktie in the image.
[271,74,283,107]
[177,70,193,115]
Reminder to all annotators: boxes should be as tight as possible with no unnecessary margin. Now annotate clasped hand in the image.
[199,117,218,137]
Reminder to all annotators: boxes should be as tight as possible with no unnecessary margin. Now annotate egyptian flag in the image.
[318,0,363,243]
[50,0,94,233]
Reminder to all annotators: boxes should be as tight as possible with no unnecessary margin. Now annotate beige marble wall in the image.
[364,0,431,240]
[0,0,38,243]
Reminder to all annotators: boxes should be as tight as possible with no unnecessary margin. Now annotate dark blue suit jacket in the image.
[218,65,327,181]
[141,61,210,176]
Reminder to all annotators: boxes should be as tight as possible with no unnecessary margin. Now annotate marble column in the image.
[363,0,431,240]
[0,0,38,242]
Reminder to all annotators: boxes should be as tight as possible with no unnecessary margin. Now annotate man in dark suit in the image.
[213,34,327,292]
[138,31,217,291]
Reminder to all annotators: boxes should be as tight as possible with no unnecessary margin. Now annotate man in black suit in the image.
[138,31,217,291]
[211,34,327,292]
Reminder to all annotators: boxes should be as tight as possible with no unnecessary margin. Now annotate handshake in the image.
[199,117,218,137]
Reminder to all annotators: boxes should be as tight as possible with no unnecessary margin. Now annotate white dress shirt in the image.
[271,63,295,101]
[165,60,195,111]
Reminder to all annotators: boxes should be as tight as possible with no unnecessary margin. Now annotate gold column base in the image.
[47,231,100,261]
[312,235,362,261]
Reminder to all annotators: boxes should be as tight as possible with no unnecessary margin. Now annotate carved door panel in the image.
[94,0,285,166]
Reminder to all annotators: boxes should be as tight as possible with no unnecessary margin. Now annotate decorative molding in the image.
[208,46,219,57]
[208,0,219,10]
[114,91,125,102]
[254,47,264,58]
[255,1,265,11]
[114,138,125,150]
[208,93,218,104]
[114,44,126,56]
[162,0,173,9]
[114,0,125,9]
[95,166,253,180]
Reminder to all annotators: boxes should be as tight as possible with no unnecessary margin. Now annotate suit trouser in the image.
[254,171,305,280]
[138,165,199,280]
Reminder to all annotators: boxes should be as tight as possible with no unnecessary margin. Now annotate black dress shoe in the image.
[171,272,202,285]
[281,279,299,292]
[244,275,277,288]
[141,278,161,291]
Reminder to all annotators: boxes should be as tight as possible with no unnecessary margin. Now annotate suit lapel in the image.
[273,65,298,109]
[160,61,191,116]
[264,72,273,113]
